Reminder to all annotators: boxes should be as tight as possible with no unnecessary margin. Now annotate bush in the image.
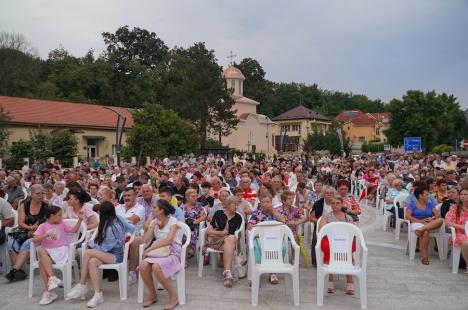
[362,142,386,153]
[431,144,453,154]
[9,139,35,167]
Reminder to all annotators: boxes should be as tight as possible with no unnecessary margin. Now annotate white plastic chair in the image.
[315,222,368,309]
[248,221,300,306]
[0,209,17,274]
[137,222,191,305]
[28,219,87,299]
[82,231,135,300]
[448,222,468,273]
[393,193,409,240]
[407,220,445,261]
[198,213,245,277]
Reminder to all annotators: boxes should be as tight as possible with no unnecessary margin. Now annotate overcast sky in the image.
[1,0,467,107]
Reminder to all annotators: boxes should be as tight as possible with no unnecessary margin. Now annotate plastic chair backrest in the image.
[394,193,409,219]
[465,222,468,236]
[318,222,363,268]
[63,219,87,245]
[177,222,191,249]
[316,216,323,234]
[251,222,288,266]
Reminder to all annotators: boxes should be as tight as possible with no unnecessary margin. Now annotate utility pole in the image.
[103,106,126,167]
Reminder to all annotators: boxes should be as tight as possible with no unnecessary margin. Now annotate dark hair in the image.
[139,174,150,182]
[95,201,123,245]
[413,187,427,200]
[124,187,136,194]
[155,199,175,216]
[45,205,62,218]
[68,186,91,204]
[436,179,447,186]
[201,181,211,188]
[133,181,142,188]
[159,186,173,196]
[297,182,306,190]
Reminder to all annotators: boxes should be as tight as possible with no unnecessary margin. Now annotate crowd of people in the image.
[0,152,467,308]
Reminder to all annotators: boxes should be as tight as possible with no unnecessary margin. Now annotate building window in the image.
[291,124,301,132]
[231,80,235,90]
[376,127,380,135]
[359,136,365,142]
[112,144,117,156]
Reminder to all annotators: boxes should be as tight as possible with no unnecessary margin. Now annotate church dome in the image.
[223,66,245,80]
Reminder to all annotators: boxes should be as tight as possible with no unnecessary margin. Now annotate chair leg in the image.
[28,266,34,298]
[137,269,144,303]
[198,251,204,278]
[395,221,400,240]
[316,269,324,306]
[210,253,217,271]
[435,236,444,260]
[452,247,461,274]
[359,275,367,309]
[118,268,127,300]
[292,271,299,306]
[177,271,186,305]
[409,233,417,260]
[251,272,260,306]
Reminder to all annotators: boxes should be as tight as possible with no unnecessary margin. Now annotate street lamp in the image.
[103,106,127,167]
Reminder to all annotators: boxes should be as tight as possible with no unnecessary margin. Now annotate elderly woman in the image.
[336,180,361,223]
[5,184,48,282]
[406,187,444,265]
[181,189,206,255]
[248,193,286,285]
[445,188,468,274]
[318,196,356,295]
[205,196,243,287]
[385,178,409,219]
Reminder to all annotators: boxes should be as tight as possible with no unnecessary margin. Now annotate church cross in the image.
[227,50,237,66]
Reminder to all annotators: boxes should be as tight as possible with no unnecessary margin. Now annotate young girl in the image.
[32,205,83,305]
[66,201,134,308]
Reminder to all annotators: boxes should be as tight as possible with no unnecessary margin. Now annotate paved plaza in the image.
[1,203,468,310]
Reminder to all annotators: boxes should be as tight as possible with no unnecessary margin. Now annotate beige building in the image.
[272,105,331,152]
[220,66,279,154]
[336,110,390,149]
[0,96,133,162]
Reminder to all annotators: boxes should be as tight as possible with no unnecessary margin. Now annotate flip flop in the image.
[346,283,354,295]
[143,297,158,307]
[327,281,335,293]
[164,301,179,310]
[270,274,279,285]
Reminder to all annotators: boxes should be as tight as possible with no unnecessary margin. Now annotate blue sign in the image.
[404,137,422,153]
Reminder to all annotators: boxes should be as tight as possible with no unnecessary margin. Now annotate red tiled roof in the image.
[0,96,134,129]
[336,110,390,126]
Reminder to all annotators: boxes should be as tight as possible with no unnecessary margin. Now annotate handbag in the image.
[146,245,171,258]
[8,227,28,245]
[234,249,248,279]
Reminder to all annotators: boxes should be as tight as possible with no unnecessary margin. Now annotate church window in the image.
[231,79,235,90]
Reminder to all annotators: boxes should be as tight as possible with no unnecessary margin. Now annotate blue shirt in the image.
[407,200,434,219]
[385,188,409,210]
[172,206,184,221]
[89,216,134,263]
[407,193,436,210]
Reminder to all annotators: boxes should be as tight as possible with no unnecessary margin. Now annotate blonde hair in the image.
[185,188,198,198]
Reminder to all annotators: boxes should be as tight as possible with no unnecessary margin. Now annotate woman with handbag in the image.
[139,199,184,309]
[204,196,242,288]
[5,184,48,282]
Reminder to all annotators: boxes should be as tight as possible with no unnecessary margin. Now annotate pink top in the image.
[445,204,468,247]
[34,221,74,249]
[64,204,95,225]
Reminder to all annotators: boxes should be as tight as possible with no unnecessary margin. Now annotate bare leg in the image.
[11,250,29,270]
[460,241,468,264]
[222,235,236,271]
[140,261,157,303]
[80,249,116,285]
[128,237,144,271]
[422,218,444,231]
[346,275,353,283]
[88,257,103,292]
[152,264,177,308]
[420,231,429,262]
[39,266,49,292]
[37,248,54,278]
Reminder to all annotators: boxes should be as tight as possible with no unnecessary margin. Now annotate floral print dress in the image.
[182,202,205,248]
[445,205,468,247]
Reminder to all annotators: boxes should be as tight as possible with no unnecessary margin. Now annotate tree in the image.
[125,103,199,162]
[9,139,35,164]
[0,107,10,157]
[49,129,77,166]
[101,26,168,107]
[304,123,350,155]
[157,42,238,147]
[30,130,51,161]
[0,32,37,55]
[384,90,467,152]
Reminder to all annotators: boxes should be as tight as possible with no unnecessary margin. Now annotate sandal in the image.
[327,281,335,293]
[346,283,354,295]
[270,274,279,285]
[163,301,179,310]
[223,270,233,288]
[421,258,430,265]
[143,297,158,307]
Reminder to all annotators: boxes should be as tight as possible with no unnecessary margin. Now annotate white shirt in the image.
[152,216,184,244]
[116,203,146,232]
[323,201,332,214]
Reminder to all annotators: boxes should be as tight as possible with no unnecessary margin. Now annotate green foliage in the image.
[361,141,386,153]
[431,144,453,154]
[0,107,10,157]
[304,124,350,155]
[206,139,224,148]
[384,90,467,152]
[49,129,78,166]
[9,139,35,162]
[125,103,199,160]
[30,130,51,161]
[157,43,238,147]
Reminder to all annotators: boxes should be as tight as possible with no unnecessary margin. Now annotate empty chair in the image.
[248,221,300,306]
[315,222,368,309]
